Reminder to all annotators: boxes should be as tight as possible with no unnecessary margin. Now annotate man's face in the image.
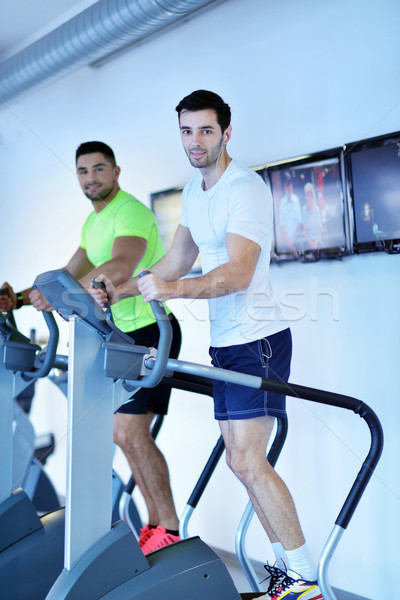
[76,152,119,202]
[179,108,225,169]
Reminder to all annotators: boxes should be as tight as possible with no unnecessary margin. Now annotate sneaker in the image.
[258,565,323,599]
[262,564,289,596]
[138,524,153,548]
[140,525,180,555]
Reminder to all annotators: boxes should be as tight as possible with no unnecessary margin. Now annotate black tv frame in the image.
[344,130,400,255]
[266,147,350,263]
[253,165,279,263]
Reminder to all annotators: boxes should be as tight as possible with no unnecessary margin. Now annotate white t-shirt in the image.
[180,160,286,347]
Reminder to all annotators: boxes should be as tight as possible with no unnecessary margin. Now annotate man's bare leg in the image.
[114,411,179,530]
[219,416,305,550]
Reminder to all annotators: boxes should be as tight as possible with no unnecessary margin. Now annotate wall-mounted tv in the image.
[150,186,201,272]
[345,131,400,254]
[253,166,278,262]
[266,148,349,262]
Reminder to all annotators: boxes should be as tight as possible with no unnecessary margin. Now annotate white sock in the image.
[285,543,317,582]
[271,542,287,571]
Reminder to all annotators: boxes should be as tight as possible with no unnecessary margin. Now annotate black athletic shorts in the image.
[116,313,181,415]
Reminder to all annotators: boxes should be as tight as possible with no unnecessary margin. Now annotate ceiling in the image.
[0,0,223,103]
[0,0,97,62]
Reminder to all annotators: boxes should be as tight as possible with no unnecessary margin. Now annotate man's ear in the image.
[223,124,232,144]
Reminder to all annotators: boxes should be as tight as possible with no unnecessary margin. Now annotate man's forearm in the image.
[175,262,249,299]
[113,256,183,301]
[150,252,192,283]
[141,260,252,303]
[139,234,260,303]
[15,288,33,307]
[79,258,134,290]
[114,277,140,300]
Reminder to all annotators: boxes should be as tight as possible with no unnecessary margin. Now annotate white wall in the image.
[1,0,399,597]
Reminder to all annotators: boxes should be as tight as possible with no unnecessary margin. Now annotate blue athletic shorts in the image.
[209,328,292,421]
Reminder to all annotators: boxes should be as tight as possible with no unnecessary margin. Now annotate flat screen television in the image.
[266,148,349,262]
[150,186,202,272]
[253,166,278,262]
[345,131,400,254]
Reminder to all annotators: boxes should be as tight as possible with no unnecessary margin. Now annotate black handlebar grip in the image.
[92,278,106,291]
[92,277,113,320]
[128,268,173,389]
[137,270,163,310]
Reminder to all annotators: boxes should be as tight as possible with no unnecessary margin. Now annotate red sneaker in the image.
[138,524,153,548]
[140,525,180,555]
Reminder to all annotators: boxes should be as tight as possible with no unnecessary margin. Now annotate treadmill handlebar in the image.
[34,269,172,390]
[91,277,113,321]
[23,289,60,380]
[0,285,59,379]
[36,351,68,371]
[125,270,173,389]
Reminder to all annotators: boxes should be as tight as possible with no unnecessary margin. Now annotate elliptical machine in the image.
[34,269,384,600]
[0,289,63,514]
[0,304,65,600]
[34,269,242,600]
[0,291,162,599]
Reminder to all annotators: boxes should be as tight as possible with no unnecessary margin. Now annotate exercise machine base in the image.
[46,520,241,599]
[0,490,64,600]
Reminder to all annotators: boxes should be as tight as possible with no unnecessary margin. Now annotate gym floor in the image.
[216,549,267,595]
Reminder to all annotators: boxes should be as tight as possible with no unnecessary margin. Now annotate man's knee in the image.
[113,414,153,452]
[113,425,132,450]
[226,447,253,486]
[227,443,273,488]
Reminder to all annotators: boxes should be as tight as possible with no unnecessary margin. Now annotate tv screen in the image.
[345,131,400,253]
[253,166,277,262]
[267,149,349,261]
[150,186,201,272]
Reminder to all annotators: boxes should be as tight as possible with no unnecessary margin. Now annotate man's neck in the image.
[201,152,232,191]
[92,186,120,212]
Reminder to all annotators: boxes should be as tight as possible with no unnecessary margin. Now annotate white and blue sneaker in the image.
[258,564,323,599]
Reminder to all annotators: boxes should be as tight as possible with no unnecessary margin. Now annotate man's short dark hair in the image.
[175,90,231,133]
[75,141,116,166]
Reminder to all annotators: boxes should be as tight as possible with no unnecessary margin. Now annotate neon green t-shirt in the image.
[80,189,169,332]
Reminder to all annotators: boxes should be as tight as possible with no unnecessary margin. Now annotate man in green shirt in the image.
[0,141,181,553]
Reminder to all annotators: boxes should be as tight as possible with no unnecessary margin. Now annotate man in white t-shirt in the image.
[93,90,321,600]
